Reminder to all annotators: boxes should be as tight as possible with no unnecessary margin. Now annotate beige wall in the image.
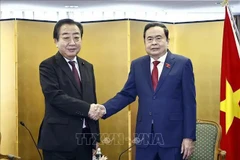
[81,21,130,160]
[17,20,56,159]
[0,19,224,160]
[0,21,18,155]
[174,21,223,122]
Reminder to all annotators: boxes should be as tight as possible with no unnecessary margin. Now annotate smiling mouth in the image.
[68,49,76,52]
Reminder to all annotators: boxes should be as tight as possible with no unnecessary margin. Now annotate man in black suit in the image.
[37,19,103,160]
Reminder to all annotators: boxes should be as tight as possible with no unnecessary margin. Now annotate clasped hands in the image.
[88,104,106,120]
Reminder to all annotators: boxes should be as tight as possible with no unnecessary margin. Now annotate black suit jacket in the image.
[37,52,100,151]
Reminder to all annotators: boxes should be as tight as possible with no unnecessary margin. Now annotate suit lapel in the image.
[55,52,82,95]
[141,56,153,90]
[155,52,175,93]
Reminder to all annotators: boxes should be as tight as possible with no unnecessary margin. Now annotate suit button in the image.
[149,112,152,116]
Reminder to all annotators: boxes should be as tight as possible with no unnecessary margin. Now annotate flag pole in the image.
[222,0,240,45]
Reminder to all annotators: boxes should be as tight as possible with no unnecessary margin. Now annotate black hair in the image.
[53,18,83,40]
[143,22,169,40]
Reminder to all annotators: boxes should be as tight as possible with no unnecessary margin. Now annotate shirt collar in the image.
[63,56,78,64]
[150,52,168,64]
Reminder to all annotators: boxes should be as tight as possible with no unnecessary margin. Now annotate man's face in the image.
[144,26,168,59]
[55,24,81,60]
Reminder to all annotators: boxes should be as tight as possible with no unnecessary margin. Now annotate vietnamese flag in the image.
[220,5,240,160]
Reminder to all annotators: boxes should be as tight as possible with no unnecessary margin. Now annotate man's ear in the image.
[54,39,58,47]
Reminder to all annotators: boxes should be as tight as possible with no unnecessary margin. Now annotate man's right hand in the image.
[88,104,106,120]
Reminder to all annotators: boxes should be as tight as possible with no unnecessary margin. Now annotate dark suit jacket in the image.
[103,51,196,149]
[37,52,100,152]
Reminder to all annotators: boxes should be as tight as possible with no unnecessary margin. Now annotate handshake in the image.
[88,104,106,120]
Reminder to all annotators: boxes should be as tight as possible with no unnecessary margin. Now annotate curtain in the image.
[234,15,240,43]
[234,15,240,32]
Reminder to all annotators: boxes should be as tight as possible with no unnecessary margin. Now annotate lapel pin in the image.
[165,63,171,68]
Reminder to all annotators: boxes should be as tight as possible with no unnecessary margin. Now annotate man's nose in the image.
[152,38,157,44]
[69,38,75,44]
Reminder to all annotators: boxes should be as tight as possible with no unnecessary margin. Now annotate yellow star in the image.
[220,80,240,133]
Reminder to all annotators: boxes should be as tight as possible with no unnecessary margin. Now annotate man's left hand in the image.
[181,138,194,159]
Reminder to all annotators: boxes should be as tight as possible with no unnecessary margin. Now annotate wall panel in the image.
[0,20,18,156]
[17,20,56,159]
[81,21,129,160]
[174,21,223,122]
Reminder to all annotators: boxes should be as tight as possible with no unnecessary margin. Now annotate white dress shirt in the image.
[150,52,168,80]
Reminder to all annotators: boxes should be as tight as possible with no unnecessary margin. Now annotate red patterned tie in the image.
[68,61,81,88]
[152,61,160,91]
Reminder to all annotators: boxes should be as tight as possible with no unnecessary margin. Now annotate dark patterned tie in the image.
[69,61,88,128]
[152,61,160,91]
[68,61,81,88]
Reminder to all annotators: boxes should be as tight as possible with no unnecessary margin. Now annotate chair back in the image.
[190,119,222,160]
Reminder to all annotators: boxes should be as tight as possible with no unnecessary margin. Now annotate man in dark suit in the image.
[37,19,102,160]
[94,22,196,160]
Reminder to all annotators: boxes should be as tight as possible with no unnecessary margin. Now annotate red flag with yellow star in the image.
[220,6,240,160]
